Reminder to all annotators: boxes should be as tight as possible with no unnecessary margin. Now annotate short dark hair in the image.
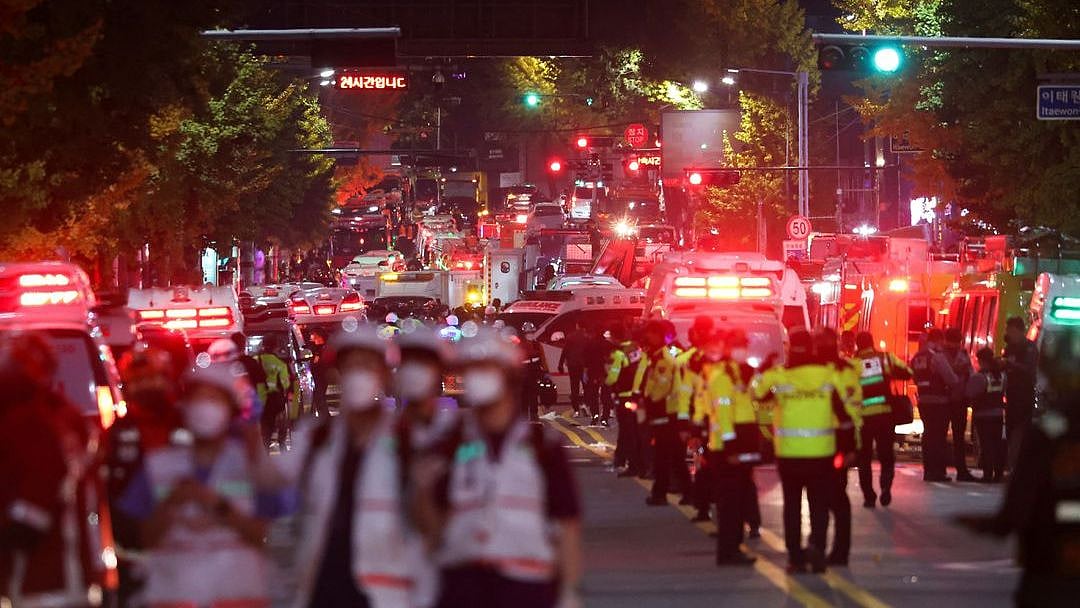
[976,346,995,362]
[1006,316,1026,332]
[855,331,874,350]
[945,327,962,344]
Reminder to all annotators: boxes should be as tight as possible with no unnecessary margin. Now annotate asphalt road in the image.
[544,411,1019,608]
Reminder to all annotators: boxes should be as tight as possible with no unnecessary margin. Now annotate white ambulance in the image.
[127,285,243,351]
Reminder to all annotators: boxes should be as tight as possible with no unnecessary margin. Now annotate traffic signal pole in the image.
[812,33,1080,51]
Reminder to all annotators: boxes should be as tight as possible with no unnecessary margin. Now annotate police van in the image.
[127,285,243,351]
[497,287,647,392]
[644,252,802,368]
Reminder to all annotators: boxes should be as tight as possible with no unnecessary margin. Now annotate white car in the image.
[570,185,600,220]
[289,287,366,328]
[526,203,566,233]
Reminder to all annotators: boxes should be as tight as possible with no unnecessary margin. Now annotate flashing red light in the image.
[575,136,589,149]
[549,159,563,172]
[688,172,703,186]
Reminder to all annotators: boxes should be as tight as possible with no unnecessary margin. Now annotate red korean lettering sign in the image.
[624,123,649,148]
[336,70,409,91]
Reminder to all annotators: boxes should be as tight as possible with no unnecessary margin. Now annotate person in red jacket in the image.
[0,333,114,607]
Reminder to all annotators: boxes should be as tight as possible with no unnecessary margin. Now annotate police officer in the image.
[944,328,977,481]
[814,328,861,566]
[852,331,912,507]
[644,320,687,506]
[967,347,1006,483]
[607,327,647,476]
[911,329,960,482]
[753,329,853,573]
[286,325,428,608]
[695,329,759,566]
[956,327,1080,606]
[257,334,292,449]
[415,329,584,608]
[1003,316,1037,469]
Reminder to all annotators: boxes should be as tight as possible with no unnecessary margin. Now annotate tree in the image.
[835,0,1080,235]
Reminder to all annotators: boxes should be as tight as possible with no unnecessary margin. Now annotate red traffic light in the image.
[686,169,740,188]
[575,136,589,149]
[688,172,703,185]
[548,159,563,172]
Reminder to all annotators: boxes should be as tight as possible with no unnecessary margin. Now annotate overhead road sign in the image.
[1037,85,1080,120]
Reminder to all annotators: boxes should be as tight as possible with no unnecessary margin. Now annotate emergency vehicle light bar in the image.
[19,290,80,306]
[672,275,775,300]
[18,273,71,287]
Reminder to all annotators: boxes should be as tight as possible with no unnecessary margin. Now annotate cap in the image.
[330,323,395,361]
[457,327,522,368]
[396,324,453,364]
[385,312,400,324]
[207,338,239,361]
[183,363,246,410]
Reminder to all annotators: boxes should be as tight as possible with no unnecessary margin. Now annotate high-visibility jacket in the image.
[829,359,863,451]
[257,352,291,400]
[142,439,271,608]
[290,415,428,608]
[694,360,765,464]
[440,417,556,583]
[667,347,699,421]
[606,343,646,398]
[752,364,845,459]
[642,346,680,423]
[854,348,911,418]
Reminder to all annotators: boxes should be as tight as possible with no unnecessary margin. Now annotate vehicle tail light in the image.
[339,292,364,313]
[314,305,336,315]
[138,309,166,321]
[291,299,311,315]
[97,386,116,430]
[19,291,80,306]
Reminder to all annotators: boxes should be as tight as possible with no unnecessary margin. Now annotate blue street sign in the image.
[1037,85,1080,120]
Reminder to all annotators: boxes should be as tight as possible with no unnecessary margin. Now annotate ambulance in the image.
[497,288,647,394]
[127,284,243,351]
[644,252,806,367]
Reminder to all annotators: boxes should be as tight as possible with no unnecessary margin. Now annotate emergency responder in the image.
[108,347,182,604]
[519,321,544,420]
[852,331,912,507]
[911,329,960,482]
[558,322,591,418]
[644,320,687,506]
[684,319,717,522]
[257,334,292,449]
[585,326,615,425]
[667,318,710,506]
[0,334,110,607]
[287,325,428,608]
[694,329,758,566]
[414,328,583,608]
[967,347,1007,483]
[382,312,402,337]
[1003,315,1037,469]
[752,329,853,573]
[955,327,1080,607]
[724,330,765,538]
[208,336,266,422]
[814,328,861,566]
[118,363,288,608]
[607,327,647,477]
[840,330,857,359]
[944,328,977,481]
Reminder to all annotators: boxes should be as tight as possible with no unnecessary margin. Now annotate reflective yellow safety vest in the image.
[752,364,841,458]
[667,347,699,421]
[643,346,679,422]
[830,359,863,450]
[694,360,737,450]
[606,343,647,398]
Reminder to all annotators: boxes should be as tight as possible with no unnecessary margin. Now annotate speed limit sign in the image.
[786,215,812,240]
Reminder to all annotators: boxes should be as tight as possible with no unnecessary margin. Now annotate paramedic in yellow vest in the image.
[814,328,862,567]
[606,326,648,477]
[414,328,584,608]
[117,364,289,608]
[853,330,912,508]
[694,329,758,566]
[644,320,689,506]
[284,325,429,608]
[257,334,292,449]
[673,317,713,511]
[752,329,853,574]
[723,329,764,540]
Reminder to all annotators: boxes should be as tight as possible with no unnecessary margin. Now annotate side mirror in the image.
[300,348,315,362]
[550,331,565,343]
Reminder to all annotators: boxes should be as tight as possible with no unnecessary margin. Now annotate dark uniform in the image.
[967,349,1007,482]
[911,333,959,482]
[853,336,912,506]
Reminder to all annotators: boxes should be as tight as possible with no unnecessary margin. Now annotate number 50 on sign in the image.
[786,215,812,239]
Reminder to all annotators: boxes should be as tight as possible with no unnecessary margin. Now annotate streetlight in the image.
[726,67,810,218]
[319,68,335,78]
[692,79,709,93]
[721,75,736,86]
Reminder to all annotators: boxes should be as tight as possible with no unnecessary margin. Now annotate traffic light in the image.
[818,44,903,73]
[575,136,589,149]
[627,159,640,172]
[686,169,741,188]
[548,159,563,173]
[523,92,541,107]
[572,135,616,149]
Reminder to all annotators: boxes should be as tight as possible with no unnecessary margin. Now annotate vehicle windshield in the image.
[533,205,563,217]
[496,311,556,333]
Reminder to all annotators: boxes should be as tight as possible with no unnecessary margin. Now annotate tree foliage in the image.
[836,0,1080,234]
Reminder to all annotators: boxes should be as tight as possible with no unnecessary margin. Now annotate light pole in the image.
[726,67,810,218]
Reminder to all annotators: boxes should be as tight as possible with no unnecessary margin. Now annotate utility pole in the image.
[797,70,809,218]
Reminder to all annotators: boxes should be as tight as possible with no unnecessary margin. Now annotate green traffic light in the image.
[524,92,541,107]
[873,47,902,73]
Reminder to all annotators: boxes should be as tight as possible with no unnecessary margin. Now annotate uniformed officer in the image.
[643,320,687,506]
[724,330,765,539]
[852,331,912,507]
[752,329,853,573]
[669,318,712,507]
[911,329,960,482]
[814,328,861,566]
[966,347,1006,483]
[606,327,647,477]
[257,334,292,449]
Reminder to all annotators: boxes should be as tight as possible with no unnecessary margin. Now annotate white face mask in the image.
[184,399,231,439]
[340,370,382,412]
[462,368,506,408]
[396,362,441,401]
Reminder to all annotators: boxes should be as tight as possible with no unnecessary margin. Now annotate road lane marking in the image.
[547,418,610,459]
[557,414,613,446]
